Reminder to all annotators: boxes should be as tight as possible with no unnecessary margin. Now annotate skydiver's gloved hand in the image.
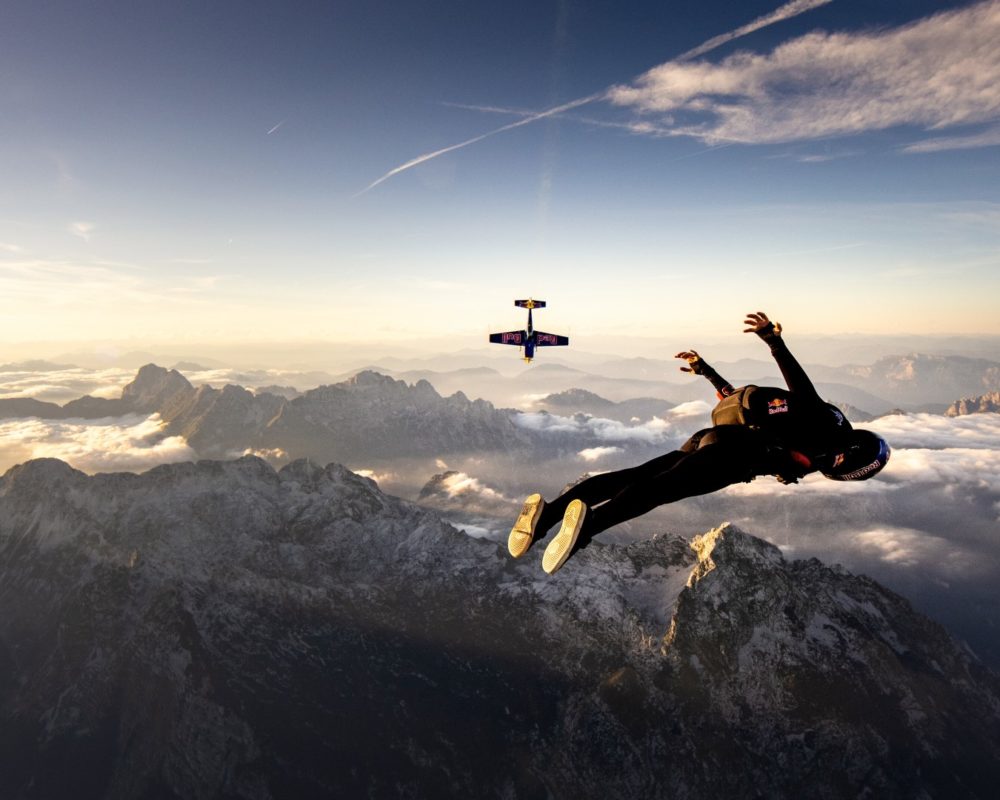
[676,350,709,375]
[743,311,782,343]
[677,350,736,397]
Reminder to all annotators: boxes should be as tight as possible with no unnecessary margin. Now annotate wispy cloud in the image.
[360,94,601,194]
[0,258,146,303]
[902,123,1000,154]
[442,101,673,136]
[852,526,982,573]
[0,257,231,318]
[361,0,830,191]
[167,275,229,293]
[69,221,94,242]
[674,0,833,61]
[939,203,1000,230]
[609,0,1000,145]
[763,241,867,258]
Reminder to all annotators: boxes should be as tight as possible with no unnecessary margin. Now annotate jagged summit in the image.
[1,457,998,798]
[2,456,86,486]
[345,369,403,387]
[120,363,194,411]
[947,390,1000,416]
[0,364,532,463]
[416,469,462,500]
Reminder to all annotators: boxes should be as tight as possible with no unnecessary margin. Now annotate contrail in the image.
[445,101,676,135]
[676,0,832,61]
[266,120,285,136]
[359,94,601,194]
[361,0,833,193]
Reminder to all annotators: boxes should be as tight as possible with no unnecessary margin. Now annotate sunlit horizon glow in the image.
[2,1,999,356]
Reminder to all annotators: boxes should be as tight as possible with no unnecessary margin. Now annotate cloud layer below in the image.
[514,402,711,445]
[0,414,195,474]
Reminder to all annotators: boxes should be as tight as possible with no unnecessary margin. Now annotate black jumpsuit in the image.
[534,331,854,544]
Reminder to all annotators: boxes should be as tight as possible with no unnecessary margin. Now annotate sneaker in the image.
[542,499,587,574]
[508,494,545,558]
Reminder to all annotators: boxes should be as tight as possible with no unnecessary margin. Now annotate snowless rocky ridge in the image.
[1,457,999,799]
[946,390,1000,416]
[0,364,533,460]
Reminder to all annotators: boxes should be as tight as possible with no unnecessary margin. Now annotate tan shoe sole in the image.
[508,493,545,558]
[542,499,586,574]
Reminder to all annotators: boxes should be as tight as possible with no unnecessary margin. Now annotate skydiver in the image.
[508,311,891,574]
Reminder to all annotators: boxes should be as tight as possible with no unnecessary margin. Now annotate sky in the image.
[3,0,1000,357]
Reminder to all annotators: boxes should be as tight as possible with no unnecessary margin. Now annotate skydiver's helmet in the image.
[822,430,891,481]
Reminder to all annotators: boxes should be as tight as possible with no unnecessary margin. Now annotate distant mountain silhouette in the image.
[0,359,76,372]
[536,388,675,422]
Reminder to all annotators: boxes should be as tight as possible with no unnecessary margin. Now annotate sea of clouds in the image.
[0,414,194,474]
[3,365,999,663]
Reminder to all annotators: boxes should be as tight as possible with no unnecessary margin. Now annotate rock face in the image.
[946,391,1000,416]
[0,365,531,461]
[120,364,195,413]
[841,354,1000,407]
[262,371,529,460]
[1,457,999,799]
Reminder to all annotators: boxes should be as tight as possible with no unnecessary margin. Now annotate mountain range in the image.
[946,391,1000,416]
[374,352,1000,414]
[0,366,533,463]
[1,456,998,798]
[6,349,1000,426]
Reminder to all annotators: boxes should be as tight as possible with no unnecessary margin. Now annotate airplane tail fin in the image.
[514,299,546,309]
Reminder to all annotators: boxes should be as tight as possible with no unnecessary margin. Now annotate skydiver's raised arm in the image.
[676,350,736,398]
[742,311,820,401]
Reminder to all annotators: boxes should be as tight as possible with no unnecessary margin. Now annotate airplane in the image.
[489,299,569,362]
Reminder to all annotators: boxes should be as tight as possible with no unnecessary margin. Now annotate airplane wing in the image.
[489,330,526,346]
[535,331,569,347]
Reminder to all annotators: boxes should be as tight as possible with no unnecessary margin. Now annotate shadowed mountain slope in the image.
[1,457,998,799]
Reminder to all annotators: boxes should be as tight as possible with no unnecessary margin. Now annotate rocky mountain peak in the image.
[416,469,461,500]
[688,522,784,580]
[1,456,85,491]
[346,369,401,388]
[1,458,999,798]
[946,390,1000,416]
[120,363,193,412]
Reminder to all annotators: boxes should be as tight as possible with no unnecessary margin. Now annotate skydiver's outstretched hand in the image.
[676,350,707,375]
[744,311,782,340]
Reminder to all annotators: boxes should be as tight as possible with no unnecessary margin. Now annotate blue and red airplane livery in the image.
[489,299,569,362]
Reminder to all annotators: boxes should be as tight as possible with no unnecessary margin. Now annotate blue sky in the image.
[2,0,999,353]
